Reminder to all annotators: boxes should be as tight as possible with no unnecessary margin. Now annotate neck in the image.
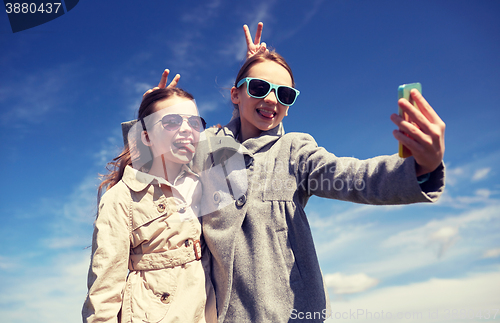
[147,155,183,183]
[239,120,263,142]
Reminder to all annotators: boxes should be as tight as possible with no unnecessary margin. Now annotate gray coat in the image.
[192,118,445,323]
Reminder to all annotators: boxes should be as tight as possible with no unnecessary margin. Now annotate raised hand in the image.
[143,69,181,97]
[244,22,268,59]
[391,89,446,177]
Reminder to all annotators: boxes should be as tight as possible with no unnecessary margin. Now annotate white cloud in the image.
[0,63,80,128]
[311,200,500,281]
[482,248,500,259]
[93,132,123,167]
[428,226,460,259]
[472,167,491,181]
[475,188,492,198]
[442,188,497,208]
[198,100,221,114]
[134,82,153,94]
[324,272,379,294]
[444,165,465,186]
[0,255,18,270]
[444,152,499,187]
[325,270,500,323]
[382,205,499,258]
[0,251,90,323]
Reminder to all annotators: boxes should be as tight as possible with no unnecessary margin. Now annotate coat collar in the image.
[122,164,197,192]
[216,117,285,155]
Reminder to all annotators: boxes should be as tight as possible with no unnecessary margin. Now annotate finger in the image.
[143,87,159,97]
[398,98,431,134]
[411,89,442,125]
[158,69,170,88]
[392,129,425,155]
[254,22,263,45]
[243,24,253,48]
[391,113,421,137]
[390,113,430,148]
[167,74,180,88]
[260,42,267,53]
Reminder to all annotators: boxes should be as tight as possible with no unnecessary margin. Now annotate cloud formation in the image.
[324,272,379,294]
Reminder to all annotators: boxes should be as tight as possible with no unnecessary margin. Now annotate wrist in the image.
[415,161,431,177]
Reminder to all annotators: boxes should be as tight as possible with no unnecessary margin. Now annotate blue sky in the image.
[1,0,499,322]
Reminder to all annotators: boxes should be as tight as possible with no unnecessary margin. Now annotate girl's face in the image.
[231,60,292,140]
[144,95,201,166]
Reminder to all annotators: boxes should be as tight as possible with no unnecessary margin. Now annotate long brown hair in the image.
[97,88,194,203]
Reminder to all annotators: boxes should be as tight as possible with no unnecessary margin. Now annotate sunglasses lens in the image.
[248,79,270,97]
[277,87,297,105]
[187,116,205,131]
[161,115,182,130]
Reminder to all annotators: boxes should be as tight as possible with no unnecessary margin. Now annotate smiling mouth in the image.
[257,108,276,119]
[173,139,195,153]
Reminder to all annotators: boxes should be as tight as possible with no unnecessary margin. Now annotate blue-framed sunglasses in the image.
[236,77,300,106]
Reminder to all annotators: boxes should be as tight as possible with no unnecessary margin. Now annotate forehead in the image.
[154,96,198,115]
[246,60,292,86]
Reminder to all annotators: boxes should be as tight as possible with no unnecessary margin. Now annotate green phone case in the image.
[397,83,422,158]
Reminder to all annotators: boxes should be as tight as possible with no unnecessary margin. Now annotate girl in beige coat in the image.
[82,86,216,323]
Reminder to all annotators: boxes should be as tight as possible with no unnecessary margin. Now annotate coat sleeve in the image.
[291,133,445,205]
[82,183,131,323]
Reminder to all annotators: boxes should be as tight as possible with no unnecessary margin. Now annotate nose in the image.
[264,89,278,104]
[178,118,192,133]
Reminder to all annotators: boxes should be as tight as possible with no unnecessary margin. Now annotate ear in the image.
[285,106,289,116]
[141,131,152,146]
[230,86,240,105]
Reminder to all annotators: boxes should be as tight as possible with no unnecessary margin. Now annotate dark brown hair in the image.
[97,88,194,203]
[232,50,295,111]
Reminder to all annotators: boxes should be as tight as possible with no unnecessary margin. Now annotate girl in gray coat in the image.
[189,49,445,323]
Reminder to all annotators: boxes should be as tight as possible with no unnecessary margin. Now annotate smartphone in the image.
[397,82,421,158]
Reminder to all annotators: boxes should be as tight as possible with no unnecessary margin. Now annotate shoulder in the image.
[98,180,132,213]
[282,132,317,145]
[181,170,202,189]
[276,132,319,153]
[203,126,219,138]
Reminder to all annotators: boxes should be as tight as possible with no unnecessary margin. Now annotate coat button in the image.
[235,194,247,207]
[160,292,170,304]
[213,191,221,205]
[178,206,185,213]
[157,203,166,213]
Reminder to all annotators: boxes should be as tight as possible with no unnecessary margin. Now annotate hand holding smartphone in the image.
[397,83,422,158]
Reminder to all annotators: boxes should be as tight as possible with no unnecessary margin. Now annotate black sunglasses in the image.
[236,77,300,106]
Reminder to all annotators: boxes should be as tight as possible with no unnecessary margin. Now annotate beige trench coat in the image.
[82,165,216,323]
